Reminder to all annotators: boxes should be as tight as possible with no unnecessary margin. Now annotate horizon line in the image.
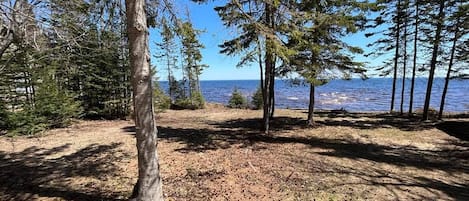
[157,76,452,82]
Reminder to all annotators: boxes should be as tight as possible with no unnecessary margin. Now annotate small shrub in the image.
[228,88,247,109]
[251,87,263,110]
[7,107,48,136]
[153,82,171,111]
[6,77,80,135]
[173,98,196,110]
[191,91,205,109]
[0,101,8,130]
[172,91,205,110]
[33,81,81,129]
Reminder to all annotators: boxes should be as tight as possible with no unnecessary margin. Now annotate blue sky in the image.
[149,1,382,81]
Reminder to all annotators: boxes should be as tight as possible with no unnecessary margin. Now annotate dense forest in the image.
[0,0,468,200]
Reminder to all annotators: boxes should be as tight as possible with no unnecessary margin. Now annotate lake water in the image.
[159,78,469,112]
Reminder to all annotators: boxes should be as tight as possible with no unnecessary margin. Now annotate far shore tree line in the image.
[0,0,467,200]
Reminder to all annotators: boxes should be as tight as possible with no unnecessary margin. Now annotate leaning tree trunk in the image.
[409,1,419,115]
[423,0,445,121]
[391,0,402,113]
[125,0,164,200]
[307,83,315,126]
[439,24,459,119]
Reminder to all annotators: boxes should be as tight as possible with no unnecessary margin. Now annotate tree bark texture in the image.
[125,0,164,200]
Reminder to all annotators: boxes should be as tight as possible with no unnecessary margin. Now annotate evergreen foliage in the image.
[153,82,171,111]
[0,0,467,136]
[228,88,247,109]
[214,0,300,133]
[0,0,131,135]
[154,19,179,101]
[174,92,205,110]
[0,100,8,131]
[251,87,263,110]
[178,21,207,99]
[6,69,80,135]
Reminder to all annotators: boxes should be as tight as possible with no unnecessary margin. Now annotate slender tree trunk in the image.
[168,73,173,101]
[423,0,445,120]
[307,83,315,126]
[262,53,272,133]
[167,54,173,100]
[257,42,264,100]
[262,47,272,133]
[409,1,418,115]
[400,1,408,115]
[125,0,164,200]
[187,69,193,99]
[22,71,32,105]
[391,0,402,113]
[196,72,201,93]
[269,69,275,118]
[439,26,459,119]
[262,2,274,134]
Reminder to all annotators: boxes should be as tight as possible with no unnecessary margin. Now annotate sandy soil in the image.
[1,104,468,200]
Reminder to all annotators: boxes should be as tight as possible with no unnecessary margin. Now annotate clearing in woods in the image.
[0,104,468,200]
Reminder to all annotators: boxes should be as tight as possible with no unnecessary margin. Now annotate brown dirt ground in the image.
[1,104,468,201]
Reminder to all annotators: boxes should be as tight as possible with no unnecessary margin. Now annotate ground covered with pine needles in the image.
[1,104,468,200]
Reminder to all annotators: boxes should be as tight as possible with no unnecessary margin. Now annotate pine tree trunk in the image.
[262,2,274,134]
[307,83,315,126]
[125,0,164,200]
[262,48,272,134]
[423,0,445,121]
[262,55,271,133]
[188,69,193,99]
[269,70,275,118]
[400,1,408,115]
[167,57,173,100]
[409,1,418,115]
[258,44,264,101]
[391,0,402,113]
[439,26,459,119]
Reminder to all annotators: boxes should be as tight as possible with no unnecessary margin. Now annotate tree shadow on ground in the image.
[121,113,469,200]
[279,150,469,200]
[145,125,468,199]
[209,112,439,132]
[209,116,307,132]
[210,112,468,139]
[121,124,469,173]
[0,143,129,201]
[313,111,439,131]
[436,121,469,141]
